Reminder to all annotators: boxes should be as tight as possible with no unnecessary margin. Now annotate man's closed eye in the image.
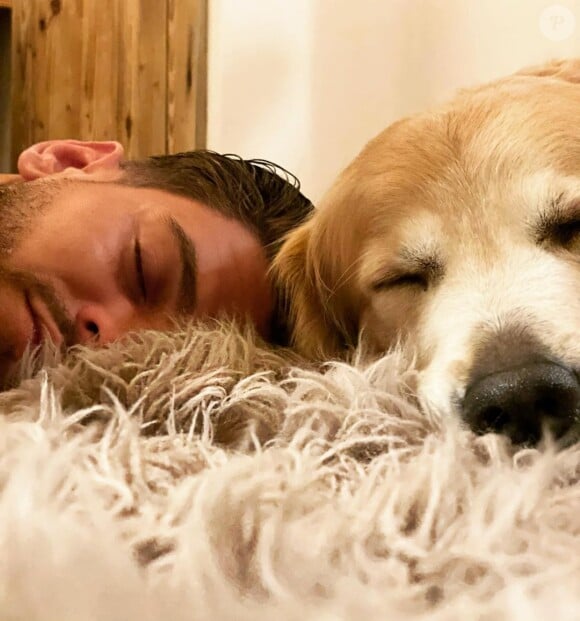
[134,238,147,302]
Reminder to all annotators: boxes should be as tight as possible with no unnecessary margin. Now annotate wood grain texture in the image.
[79,0,121,142]
[0,8,11,172]
[116,0,167,158]
[167,0,207,152]
[11,0,207,166]
[11,0,42,158]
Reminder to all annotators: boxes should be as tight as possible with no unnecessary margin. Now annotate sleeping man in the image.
[0,139,313,389]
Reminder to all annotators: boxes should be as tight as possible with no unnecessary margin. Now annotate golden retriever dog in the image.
[274,59,580,445]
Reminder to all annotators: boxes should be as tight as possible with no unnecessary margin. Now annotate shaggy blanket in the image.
[0,322,579,621]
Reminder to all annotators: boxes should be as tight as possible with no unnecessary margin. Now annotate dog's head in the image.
[274,59,580,445]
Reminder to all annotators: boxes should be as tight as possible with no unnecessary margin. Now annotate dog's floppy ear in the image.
[516,58,580,84]
[272,216,359,359]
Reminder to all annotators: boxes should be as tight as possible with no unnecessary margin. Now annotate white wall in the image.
[208,0,580,202]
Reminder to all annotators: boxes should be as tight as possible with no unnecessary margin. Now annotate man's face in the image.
[0,175,273,388]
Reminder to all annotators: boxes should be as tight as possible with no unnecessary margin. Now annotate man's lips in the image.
[24,293,42,348]
[25,292,64,348]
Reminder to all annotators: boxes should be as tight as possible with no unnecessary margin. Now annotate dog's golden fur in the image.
[274,59,580,417]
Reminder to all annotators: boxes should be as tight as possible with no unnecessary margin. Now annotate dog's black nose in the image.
[462,362,580,444]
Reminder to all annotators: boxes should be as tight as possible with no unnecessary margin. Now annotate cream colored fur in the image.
[0,321,579,620]
[273,59,580,419]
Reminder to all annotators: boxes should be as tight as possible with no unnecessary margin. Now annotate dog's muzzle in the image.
[461,330,580,445]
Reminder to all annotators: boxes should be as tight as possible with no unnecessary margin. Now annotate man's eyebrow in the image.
[165,216,197,314]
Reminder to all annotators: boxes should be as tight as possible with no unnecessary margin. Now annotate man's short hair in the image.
[119,150,314,259]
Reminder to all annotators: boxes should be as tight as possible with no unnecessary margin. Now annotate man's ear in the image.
[272,218,358,359]
[516,58,580,84]
[17,139,125,181]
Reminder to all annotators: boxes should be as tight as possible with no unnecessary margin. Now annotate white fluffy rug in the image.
[0,322,579,620]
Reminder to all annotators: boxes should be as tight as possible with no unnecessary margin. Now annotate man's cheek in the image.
[0,279,31,360]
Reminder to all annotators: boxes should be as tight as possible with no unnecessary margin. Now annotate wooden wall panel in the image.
[167,0,207,153]
[0,8,11,172]
[117,0,167,157]
[79,0,121,141]
[11,0,207,167]
[12,0,48,153]
[44,0,83,140]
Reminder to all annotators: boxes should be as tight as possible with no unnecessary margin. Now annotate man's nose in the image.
[75,304,124,345]
[75,302,139,345]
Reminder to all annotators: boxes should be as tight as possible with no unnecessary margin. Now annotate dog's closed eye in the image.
[536,197,580,246]
[537,202,580,253]
[370,251,442,293]
[552,219,580,250]
[371,271,429,292]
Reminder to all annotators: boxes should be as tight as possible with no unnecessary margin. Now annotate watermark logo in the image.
[539,4,576,41]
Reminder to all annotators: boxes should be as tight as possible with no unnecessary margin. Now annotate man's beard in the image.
[0,263,76,391]
[0,179,65,253]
